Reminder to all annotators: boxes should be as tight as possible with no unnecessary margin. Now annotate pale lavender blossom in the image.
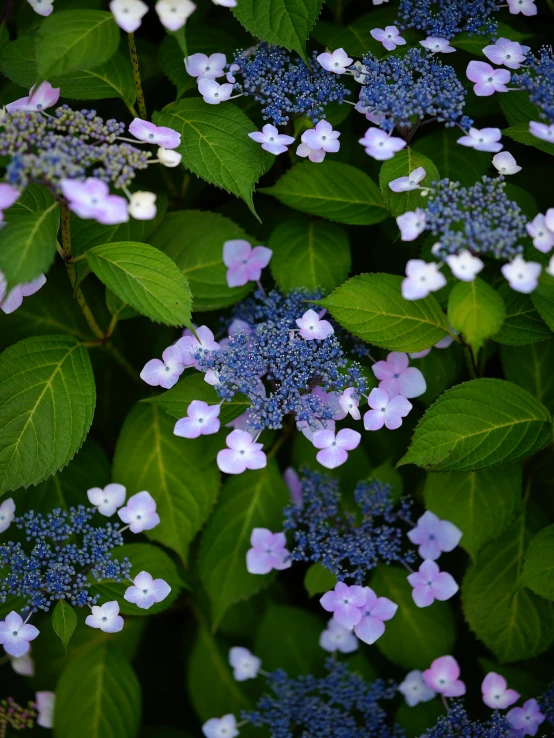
[213,0,237,5]
[466,61,511,96]
[6,81,60,113]
[407,511,462,560]
[185,52,227,79]
[296,417,335,442]
[0,183,21,220]
[481,672,520,710]
[492,151,522,175]
[118,491,160,533]
[372,352,426,398]
[229,647,261,681]
[399,670,436,707]
[222,239,272,288]
[60,178,129,225]
[246,528,291,574]
[363,388,412,431]
[482,38,529,69]
[407,560,459,608]
[397,209,427,241]
[359,128,406,160]
[445,250,484,281]
[423,655,466,697]
[319,618,359,653]
[248,124,295,155]
[202,715,239,738]
[124,571,171,609]
[507,0,537,15]
[420,37,455,53]
[35,692,55,729]
[389,167,426,193]
[402,259,447,300]
[177,325,220,368]
[110,0,149,32]
[507,699,545,735]
[11,652,34,677]
[457,127,503,153]
[353,586,397,645]
[370,26,406,52]
[296,309,334,340]
[198,78,234,104]
[529,121,554,143]
[501,255,542,294]
[0,612,39,657]
[85,601,124,633]
[0,273,46,315]
[28,0,54,16]
[312,428,361,469]
[129,118,181,148]
[174,401,221,438]
[320,582,367,629]
[140,345,184,389]
[317,48,353,74]
[87,483,126,517]
[297,120,341,164]
[527,214,554,253]
[339,388,361,420]
[155,0,196,31]
[217,430,267,474]
[0,498,15,533]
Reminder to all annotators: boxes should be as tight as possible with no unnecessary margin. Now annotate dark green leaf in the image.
[532,274,554,332]
[447,278,506,352]
[414,128,489,187]
[51,600,77,650]
[0,203,59,287]
[304,562,337,598]
[520,525,554,601]
[503,122,554,157]
[493,282,551,345]
[501,341,554,412]
[254,604,323,674]
[379,148,439,216]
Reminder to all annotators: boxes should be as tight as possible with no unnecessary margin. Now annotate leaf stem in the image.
[127,32,147,120]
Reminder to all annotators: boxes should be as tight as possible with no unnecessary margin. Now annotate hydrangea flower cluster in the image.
[282,471,417,582]
[357,48,472,135]
[0,489,169,658]
[397,0,499,39]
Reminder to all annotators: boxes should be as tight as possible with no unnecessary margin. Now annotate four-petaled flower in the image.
[124,571,171,609]
[339,388,361,420]
[0,612,39,657]
[526,215,554,253]
[155,0,197,31]
[501,255,542,294]
[198,78,234,105]
[457,127,503,153]
[353,586,398,645]
[60,178,129,225]
[248,124,295,155]
[506,699,545,735]
[320,582,367,630]
[363,388,413,431]
[229,647,262,681]
[174,401,221,438]
[202,714,239,738]
[297,120,341,163]
[420,37,455,54]
[466,61,511,97]
[370,26,406,52]
[481,672,520,710]
[407,511,462,560]
[87,483,126,517]
[399,670,436,707]
[423,655,466,697]
[389,167,426,193]
[85,601,124,633]
[128,191,157,220]
[507,0,537,15]
[110,0,149,32]
[6,81,60,113]
[222,239,273,288]
[402,259,447,300]
[407,560,459,608]
[118,491,160,533]
[317,48,353,74]
[483,38,529,69]
[372,352,426,398]
[445,250,485,281]
[359,128,406,160]
[217,429,267,474]
[397,209,427,241]
[319,618,359,653]
[185,52,227,79]
[28,0,54,16]
[492,152,522,175]
[129,118,181,148]
[246,528,291,574]
[312,428,361,469]
[296,309,334,340]
[0,497,15,533]
[140,345,185,389]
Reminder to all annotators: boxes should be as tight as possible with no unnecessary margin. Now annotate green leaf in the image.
[143,373,249,426]
[379,148,439,216]
[414,128,489,187]
[499,93,542,126]
[91,543,184,615]
[37,10,119,79]
[447,278,506,352]
[152,100,269,217]
[198,460,289,629]
[149,210,253,311]
[113,404,220,565]
[7,183,57,214]
[269,218,351,294]
[370,565,456,669]
[312,9,396,56]
[399,379,552,472]
[86,241,192,328]
[54,644,141,738]
[304,562,337,598]
[51,600,77,651]
[532,274,554,332]
[254,604,323,674]
[414,345,462,408]
[462,513,554,662]
[0,335,96,493]
[0,203,59,287]
[424,466,522,558]
[501,341,554,413]
[451,21,531,54]
[261,161,388,226]
[318,274,450,352]
[503,122,554,157]
[232,0,323,62]
[520,525,554,601]
[493,282,551,345]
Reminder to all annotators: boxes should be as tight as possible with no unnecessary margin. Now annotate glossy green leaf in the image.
[493,282,551,345]
[503,122,554,157]
[269,218,351,294]
[261,161,388,226]
[254,604,323,674]
[520,525,554,601]
[501,341,554,412]
[304,562,337,598]
[51,600,78,651]
[113,404,220,565]
[532,274,554,332]
[425,466,522,558]
[0,336,95,493]
[447,278,506,352]
[379,148,439,216]
[153,100,269,216]
[399,379,552,472]
[198,461,289,629]
[499,93,542,126]
[0,204,59,287]
[318,273,450,352]
[87,241,192,328]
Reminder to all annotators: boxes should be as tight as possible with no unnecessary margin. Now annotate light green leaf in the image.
[198,461,289,629]
[143,373,249,426]
[414,128,489,187]
[113,404,220,565]
[370,565,456,669]
[462,513,554,662]
[447,278,506,352]
[51,600,77,651]
[86,241,192,328]
[424,466,522,558]
[520,525,554,601]
[0,335,96,493]
[254,604,323,674]
[149,210,253,311]
[232,0,324,62]
[0,203,59,287]
[501,341,554,412]
[269,218,351,294]
[318,273,450,352]
[261,161,388,226]
[493,282,551,345]
[8,183,57,214]
[532,274,554,332]
[54,644,141,738]
[503,122,554,157]
[399,379,552,472]
[304,562,337,598]
[153,100,270,217]
[379,148,439,216]
[37,10,119,79]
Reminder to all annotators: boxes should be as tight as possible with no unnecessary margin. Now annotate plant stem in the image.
[60,205,105,341]
[127,32,147,120]
[123,99,139,119]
